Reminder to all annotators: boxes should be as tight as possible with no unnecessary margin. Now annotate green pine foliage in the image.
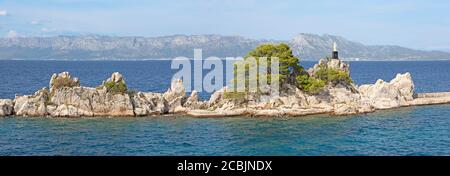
[228,43,304,98]
[315,65,353,85]
[228,43,354,97]
[296,74,326,94]
[103,81,128,94]
[244,43,303,85]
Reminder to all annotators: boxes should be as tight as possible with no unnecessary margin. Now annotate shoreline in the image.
[2,102,450,119]
[2,59,450,62]
[2,59,450,118]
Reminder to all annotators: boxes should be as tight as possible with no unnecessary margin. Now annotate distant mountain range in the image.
[1,33,449,61]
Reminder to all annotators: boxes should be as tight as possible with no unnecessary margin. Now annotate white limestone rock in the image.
[14,88,49,116]
[359,73,414,109]
[48,72,135,117]
[90,88,135,116]
[131,92,167,116]
[0,99,14,116]
[163,79,188,113]
[183,90,207,109]
[48,87,96,117]
[329,87,374,115]
[106,72,125,84]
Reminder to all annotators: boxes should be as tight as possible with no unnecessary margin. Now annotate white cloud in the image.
[6,30,18,38]
[31,20,41,25]
[31,20,51,25]
[0,10,7,16]
[41,28,49,32]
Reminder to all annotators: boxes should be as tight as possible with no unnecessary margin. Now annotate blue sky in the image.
[1,0,450,51]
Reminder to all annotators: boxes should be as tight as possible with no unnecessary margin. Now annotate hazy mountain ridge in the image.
[289,33,450,60]
[0,33,449,60]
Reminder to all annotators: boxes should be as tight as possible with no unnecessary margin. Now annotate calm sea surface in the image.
[0,60,449,155]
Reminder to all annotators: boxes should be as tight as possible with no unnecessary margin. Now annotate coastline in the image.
[2,59,450,118]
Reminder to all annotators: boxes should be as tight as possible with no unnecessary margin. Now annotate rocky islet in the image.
[1,59,450,118]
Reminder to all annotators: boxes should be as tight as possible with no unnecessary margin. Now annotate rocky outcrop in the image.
[4,71,198,117]
[359,73,414,109]
[163,79,188,113]
[184,91,207,109]
[188,70,445,117]
[0,99,14,116]
[14,88,49,116]
[131,92,167,116]
[47,87,96,117]
[49,72,80,92]
[45,73,135,117]
[329,86,374,115]
[2,60,450,117]
[105,72,125,84]
[308,58,349,77]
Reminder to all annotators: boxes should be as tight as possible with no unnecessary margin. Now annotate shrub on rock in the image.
[104,81,128,94]
[100,72,128,94]
[315,65,353,85]
[49,72,80,91]
[296,74,326,94]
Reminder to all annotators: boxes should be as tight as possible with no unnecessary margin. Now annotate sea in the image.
[0,60,449,156]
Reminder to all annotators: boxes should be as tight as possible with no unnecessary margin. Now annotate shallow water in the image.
[1,104,449,156]
[0,60,450,155]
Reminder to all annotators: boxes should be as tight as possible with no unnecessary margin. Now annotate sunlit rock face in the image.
[5,72,205,117]
[359,73,414,109]
[14,88,49,116]
[0,99,14,116]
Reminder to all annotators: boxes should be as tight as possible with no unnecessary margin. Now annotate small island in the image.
[1,44,450,118]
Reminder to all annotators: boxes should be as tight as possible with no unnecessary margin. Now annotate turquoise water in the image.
[1,105,449,156]
[0,60,450,155]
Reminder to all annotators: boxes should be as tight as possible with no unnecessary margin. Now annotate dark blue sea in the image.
[0,60,449,155]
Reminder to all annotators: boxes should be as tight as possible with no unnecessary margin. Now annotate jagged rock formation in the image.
[1,59,450,117]
[359,73,415,109]
[3,72,200,117]
[0,99,13,116]
[188,59,450,117]
[14,88,49,116]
